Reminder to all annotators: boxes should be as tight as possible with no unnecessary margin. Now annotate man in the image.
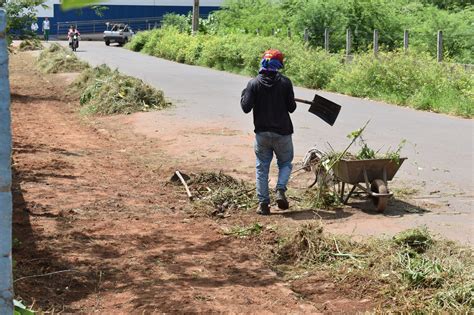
[241,49,297,215]
[30,21,38,34]
[42,17,50,41]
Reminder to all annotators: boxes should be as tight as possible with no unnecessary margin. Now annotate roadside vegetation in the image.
[127,0,473,118]
[166,0,473,64]
[274,223,473,312]
[127,28,473,118]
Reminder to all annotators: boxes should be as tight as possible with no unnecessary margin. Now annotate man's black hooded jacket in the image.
[241,72,297,135]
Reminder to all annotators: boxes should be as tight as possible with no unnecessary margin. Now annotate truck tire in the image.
[105,40,110,46]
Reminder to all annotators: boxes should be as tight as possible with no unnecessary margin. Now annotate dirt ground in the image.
[10,51,385,312]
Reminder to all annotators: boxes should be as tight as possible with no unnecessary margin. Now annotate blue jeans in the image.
[254,132,294,204]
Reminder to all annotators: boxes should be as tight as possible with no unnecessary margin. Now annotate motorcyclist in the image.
[68,25,81,49]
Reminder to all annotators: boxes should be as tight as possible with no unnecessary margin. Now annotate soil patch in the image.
[11,51,374,312]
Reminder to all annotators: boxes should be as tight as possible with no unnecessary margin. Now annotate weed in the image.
[393,227,433,253]
[128,30,473,117]
[273,224,473,312]
[224,223,264,238]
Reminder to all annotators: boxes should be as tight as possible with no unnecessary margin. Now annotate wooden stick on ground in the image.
[176,170,193,201]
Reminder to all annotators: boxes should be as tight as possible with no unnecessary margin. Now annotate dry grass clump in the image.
[19,38,43,51]
[36,43,89,73]
[71,64,170,115]
[188,171,257,216]
[274,224,473,312]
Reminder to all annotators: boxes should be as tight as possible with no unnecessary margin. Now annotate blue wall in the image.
[38,5,220,34]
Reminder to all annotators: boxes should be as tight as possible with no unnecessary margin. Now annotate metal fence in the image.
[56,16,168,40]
[253,27,473,69]
[0,8,14,315]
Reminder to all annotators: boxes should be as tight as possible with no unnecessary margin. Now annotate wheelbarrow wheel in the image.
[371,179,388,212]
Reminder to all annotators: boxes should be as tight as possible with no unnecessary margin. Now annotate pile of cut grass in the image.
[19,38,43,51]
[36,43,89,73]
[275,224,473,312]
[71,64,170,115]
[187,171,257,216]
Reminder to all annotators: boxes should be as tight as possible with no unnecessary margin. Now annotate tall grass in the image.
[127,28,473,118]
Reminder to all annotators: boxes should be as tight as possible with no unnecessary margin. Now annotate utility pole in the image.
[192,0,199,35]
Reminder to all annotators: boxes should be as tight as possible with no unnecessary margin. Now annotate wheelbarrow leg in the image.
[340,182,345,201]
[363,167,370,190]
[343,184,357,204]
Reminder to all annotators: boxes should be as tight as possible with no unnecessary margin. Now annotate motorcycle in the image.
[70,33,79,52]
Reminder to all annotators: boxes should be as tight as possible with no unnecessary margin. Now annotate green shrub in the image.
[125,30,150,52]
[141,29,163,55]
[328,51,473,117]
[285,47,344,89]
[127,28,473,117]
[161,13,190,32]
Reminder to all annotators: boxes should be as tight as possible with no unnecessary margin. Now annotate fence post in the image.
[373,29,379,56]
[0,9,14,315]
[192,0,199,35]
[287,27,291,38]
[304,28,309,42]
[256,28,260,36]
[346,28,352,58]
[271,28,275,36]
[324,28,329,52]
[403,30,409,51]
[437,30,443,62]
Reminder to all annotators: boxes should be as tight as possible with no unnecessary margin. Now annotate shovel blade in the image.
[308,94,341,126]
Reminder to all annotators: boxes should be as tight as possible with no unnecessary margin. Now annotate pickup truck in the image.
[103,23,134,46]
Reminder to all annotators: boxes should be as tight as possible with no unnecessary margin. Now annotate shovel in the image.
[295,94,341,126]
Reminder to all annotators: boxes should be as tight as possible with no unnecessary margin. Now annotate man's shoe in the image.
[276,189,289,210]
[256,203,270,215]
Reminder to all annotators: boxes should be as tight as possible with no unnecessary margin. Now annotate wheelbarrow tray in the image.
[334,158,406,185]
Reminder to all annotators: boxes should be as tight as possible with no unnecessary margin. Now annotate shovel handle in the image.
[294,98,312,105]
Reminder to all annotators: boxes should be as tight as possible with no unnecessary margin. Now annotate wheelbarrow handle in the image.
[294,98,313,105]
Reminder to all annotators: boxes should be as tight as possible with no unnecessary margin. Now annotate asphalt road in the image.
[69,41,473,208]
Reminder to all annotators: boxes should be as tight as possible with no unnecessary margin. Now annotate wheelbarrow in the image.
[333,158,407,212]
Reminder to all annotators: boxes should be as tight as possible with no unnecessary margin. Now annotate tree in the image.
[0,0,47,43]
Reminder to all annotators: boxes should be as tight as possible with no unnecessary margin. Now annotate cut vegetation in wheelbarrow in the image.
[299,121,407,212]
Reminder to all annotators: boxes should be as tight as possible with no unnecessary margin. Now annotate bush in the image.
[127,28,473,117]
[328,51,474,117]
[125,30,150,52]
